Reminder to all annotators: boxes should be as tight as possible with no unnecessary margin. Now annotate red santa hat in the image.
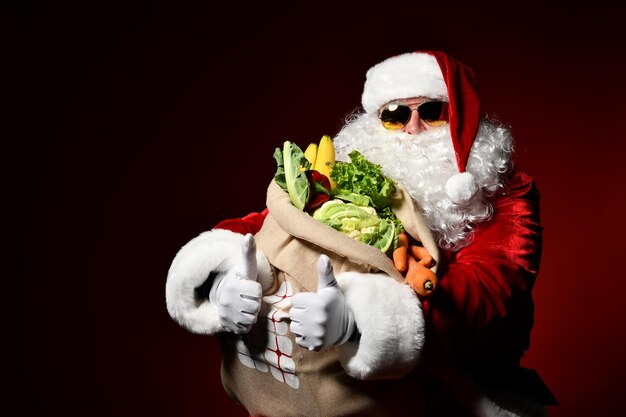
[361,51,482,204]
[361,51,480,174]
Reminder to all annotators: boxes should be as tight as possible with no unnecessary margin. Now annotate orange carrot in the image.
[409,245,436,269]
[393,233,409,273]
[405,253,438,297]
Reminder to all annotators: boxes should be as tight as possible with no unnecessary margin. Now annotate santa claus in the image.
[165,51,556,416]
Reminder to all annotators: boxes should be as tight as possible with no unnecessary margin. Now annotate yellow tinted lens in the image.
[380,104,411,130]
[419,101,449,126]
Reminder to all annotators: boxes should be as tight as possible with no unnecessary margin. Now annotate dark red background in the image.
[9,2,626,416]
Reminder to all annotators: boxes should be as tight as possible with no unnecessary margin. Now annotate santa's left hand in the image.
[289,255,357,351]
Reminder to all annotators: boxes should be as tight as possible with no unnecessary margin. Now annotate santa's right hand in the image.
[210,234,262,334]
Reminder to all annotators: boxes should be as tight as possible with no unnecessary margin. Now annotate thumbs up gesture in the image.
[210,234,263,334]
[290,255,356,351]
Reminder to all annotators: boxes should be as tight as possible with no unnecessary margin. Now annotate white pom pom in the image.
[445,172,478,204]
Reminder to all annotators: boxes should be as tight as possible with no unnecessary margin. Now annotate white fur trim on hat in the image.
[335,272,424,380]
[361,52,448,114]
[165,229,273,335]
[446,172,478,204]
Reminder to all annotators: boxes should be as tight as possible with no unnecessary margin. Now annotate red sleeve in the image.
[421,171,542,361]
[213,209,269,235]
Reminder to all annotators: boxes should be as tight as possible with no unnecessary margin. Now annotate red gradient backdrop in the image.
[10,2,626,416]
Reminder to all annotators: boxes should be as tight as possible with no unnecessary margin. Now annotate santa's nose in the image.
[403,109,425,135]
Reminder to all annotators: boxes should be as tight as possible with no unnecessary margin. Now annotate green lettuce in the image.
[330,151,404,252]
[331,150,395,209]
[331,192,372,207]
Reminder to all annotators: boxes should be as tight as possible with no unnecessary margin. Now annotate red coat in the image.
[213,170,555,405]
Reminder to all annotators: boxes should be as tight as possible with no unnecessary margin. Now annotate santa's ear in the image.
[446,172,478,204]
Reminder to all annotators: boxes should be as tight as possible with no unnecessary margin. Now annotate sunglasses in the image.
[379,101,449,130]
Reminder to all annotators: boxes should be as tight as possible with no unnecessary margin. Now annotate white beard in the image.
[333,113,513,250]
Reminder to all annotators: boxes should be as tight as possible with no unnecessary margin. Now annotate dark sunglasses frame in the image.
[378,101,449,130]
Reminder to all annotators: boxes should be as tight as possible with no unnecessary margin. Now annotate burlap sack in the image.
[218,180,439,417]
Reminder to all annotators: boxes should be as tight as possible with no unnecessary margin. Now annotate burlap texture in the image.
[219,180,438,416]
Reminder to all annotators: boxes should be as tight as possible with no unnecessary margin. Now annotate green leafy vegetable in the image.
[332,192,372,207]
[331,150,396,209]
[360,218,395,254]
[313,200,380,229]
[273,147,287,190]
[312,200,396,255]
[379,206,404,251]
[274,141,310,210]
[329,151,404,252]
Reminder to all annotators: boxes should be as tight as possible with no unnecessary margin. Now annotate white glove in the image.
[290,255,356,351]
[209,234,262,334]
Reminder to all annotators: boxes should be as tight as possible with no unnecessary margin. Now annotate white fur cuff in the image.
[335,272,425,380]
[165,229,273,334]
